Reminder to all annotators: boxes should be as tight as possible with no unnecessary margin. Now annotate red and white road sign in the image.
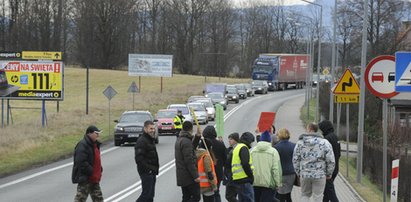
[365,55,399,99]
[391,159,399,202]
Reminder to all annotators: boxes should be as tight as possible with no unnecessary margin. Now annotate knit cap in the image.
[260,130,271,142]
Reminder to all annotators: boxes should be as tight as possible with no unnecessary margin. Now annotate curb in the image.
[338,172,366,202]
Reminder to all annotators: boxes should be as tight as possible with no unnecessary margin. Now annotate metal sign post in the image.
[346,104,350,177]
[382,98,388,201]
[103,85,117,137]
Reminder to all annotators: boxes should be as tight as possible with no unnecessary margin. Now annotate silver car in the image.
[167,104,194,123]
[207,92,227,110]
[187,103,208,124]
[195,98,216,121]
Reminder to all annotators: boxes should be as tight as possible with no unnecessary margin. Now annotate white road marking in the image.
[0,146,119,189]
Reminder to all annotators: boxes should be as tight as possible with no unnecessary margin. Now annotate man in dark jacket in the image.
[135,120,159,202]
[232,132,255,202]
[319,120,341,202]
[175,121,202,202]
[224,132,240,202]
[72,125,104,202]
[203,125,227,202]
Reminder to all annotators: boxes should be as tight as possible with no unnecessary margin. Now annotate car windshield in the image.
[120,113,151,123]
[157,111,176,118]
[168,106,189,114]
[188,104,205,111]
[196,100,213,108]
[208,93,223,99]
[244,84,252,89]
[235,85,245,90]
[252,81,264,86]
[227,89,237,94]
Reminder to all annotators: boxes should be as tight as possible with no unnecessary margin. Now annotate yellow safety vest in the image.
[231,143,253,180]
[173,115,184,129]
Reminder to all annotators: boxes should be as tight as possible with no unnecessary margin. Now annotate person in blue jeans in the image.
[232,132,255,202]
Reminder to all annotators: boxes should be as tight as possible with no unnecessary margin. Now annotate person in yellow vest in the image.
[173,110,185,137]
[232,132,255,202]
[196,138,218,202]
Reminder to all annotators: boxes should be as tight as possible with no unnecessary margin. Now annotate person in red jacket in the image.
[72,125,104,202]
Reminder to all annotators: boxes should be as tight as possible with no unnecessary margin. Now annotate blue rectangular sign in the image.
[395,52,411,92]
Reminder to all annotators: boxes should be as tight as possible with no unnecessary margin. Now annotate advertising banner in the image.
[128,54,172,77]
[0,61,64,100]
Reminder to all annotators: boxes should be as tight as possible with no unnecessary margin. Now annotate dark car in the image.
[244,83,255,97]
[114,111,158,146]
[252,80,268,94]
[226,88,240,103]
[207,92,227,110]
[156,109,177,135]
[235,84,248,99]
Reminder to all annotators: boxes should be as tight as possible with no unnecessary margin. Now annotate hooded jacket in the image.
[292,133,335,179]
[251,141,282,189]
[72,135,102,184]
[319,120,341,179]
[202,126,227,184]
[175,130,201,187]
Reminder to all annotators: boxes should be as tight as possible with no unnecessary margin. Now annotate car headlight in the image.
[220,101,225,104]
[233,96,237,99]
[115,126,124,132]
[258,87,262,90]
[225,95,228,98]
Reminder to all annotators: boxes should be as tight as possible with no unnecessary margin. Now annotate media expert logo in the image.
[0,52,21,59]
[3,62,61,73]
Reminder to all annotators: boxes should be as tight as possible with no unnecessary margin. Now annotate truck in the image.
[203,83,227,97]
[251,54,309,91]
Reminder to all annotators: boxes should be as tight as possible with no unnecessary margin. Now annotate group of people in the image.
[71,118,340,202]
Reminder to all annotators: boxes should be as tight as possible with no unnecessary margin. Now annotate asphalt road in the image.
[0,89,305,202]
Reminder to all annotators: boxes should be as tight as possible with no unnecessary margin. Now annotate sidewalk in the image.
[275,95,365,202]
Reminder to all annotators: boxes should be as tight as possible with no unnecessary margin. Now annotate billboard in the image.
[128,54,173,77]
[0,61,64,100]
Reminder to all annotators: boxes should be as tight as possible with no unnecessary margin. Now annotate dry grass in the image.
[0,67,249,176]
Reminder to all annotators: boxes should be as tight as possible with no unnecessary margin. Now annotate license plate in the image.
[128,134,139,138]
[162,127,172,130]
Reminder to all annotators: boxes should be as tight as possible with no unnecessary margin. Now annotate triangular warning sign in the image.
[333,69,360,94]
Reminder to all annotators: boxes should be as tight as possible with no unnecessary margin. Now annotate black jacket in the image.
[175,131,200,187]
[135,132,159,175]
[202,126,227,184]
[72,135,102,184]
[319,120,341,179]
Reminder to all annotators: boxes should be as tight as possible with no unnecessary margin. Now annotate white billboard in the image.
[128,54,173,77]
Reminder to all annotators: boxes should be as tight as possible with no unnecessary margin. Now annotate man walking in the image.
[224,133,240,202]
[319,120,341,202]
[232,132,255,202]
[293,123,335,201]
[135,120,159,202]
[174,110,185,137]
[175,121,202,202]
[72,125,104,202]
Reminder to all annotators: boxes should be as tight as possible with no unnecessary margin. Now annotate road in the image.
[0,89,305,202]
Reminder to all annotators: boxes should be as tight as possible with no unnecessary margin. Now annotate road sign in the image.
[103,85,117,100]
[22,51,62,60]
[1,60,64,100]
[334,94,359,103]
[333,69,360,94]
[364,55,399,99]
[127,81,139,93]
[323,68,329,75]
[395,52,411,92]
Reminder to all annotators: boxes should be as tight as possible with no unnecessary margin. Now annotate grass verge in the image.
[339,156,383,201]
[0,67,249,177]
[300,98,316,126]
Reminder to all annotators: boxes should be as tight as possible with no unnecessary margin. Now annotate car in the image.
[167,104,194,123]
[235,84,248,99]
[114,111,158,146]
[372,72,384,83]
[187,95,205,103]
[207,92,227,110]
[252,80,268,94]
[156,109,177,135]
[244,83,255,97]
[226,88,240,103]
[195,98,216,121]
[187,103,208,124]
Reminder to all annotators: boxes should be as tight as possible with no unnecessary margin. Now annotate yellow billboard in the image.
[22,51,62,60]
[0,61,64,100]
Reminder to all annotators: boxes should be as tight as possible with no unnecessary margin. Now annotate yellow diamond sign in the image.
[333,69,360,94]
